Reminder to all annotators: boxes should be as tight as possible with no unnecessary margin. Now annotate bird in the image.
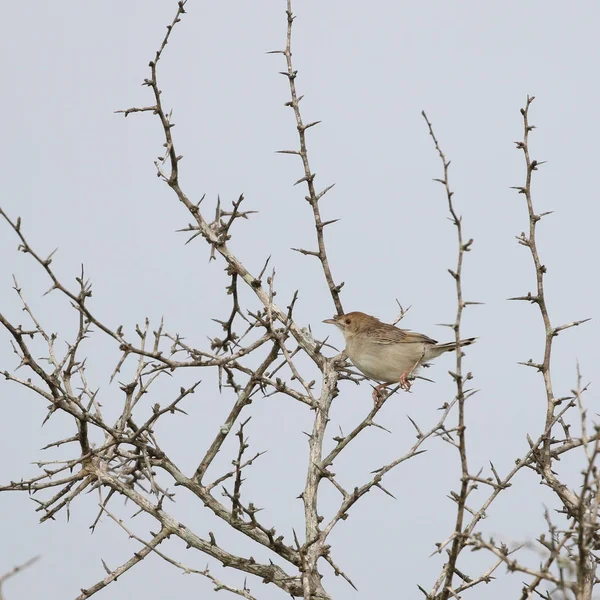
[323,311,476,402]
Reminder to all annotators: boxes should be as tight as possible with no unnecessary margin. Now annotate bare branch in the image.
[422,111,475,599]
[0,556,40,600]
[275,0,344,316]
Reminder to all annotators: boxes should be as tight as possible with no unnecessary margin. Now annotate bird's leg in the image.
[399,358,422,391]
[398,372,412,391]
[372,383,389,404]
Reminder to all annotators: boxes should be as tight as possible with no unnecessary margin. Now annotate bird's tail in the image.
[427,337,477,359]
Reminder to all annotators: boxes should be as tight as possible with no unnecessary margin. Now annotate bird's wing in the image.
[371,327,438,346]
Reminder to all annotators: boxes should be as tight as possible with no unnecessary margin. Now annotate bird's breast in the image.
[345,338,425,383]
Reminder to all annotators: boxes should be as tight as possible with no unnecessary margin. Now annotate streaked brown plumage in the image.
[323,311,475,402]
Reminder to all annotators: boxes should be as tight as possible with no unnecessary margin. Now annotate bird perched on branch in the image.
[323,311,476,402]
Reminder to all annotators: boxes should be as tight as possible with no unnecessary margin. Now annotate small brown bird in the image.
[323,311,476,402]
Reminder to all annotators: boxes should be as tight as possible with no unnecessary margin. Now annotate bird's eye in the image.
[345,318,351,325]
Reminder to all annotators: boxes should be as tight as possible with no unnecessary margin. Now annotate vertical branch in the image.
[276,0,344,315]
[511,96,555,454]
[574,369,597,600]
[510,98,589,514]
[422,112,473,599]
[231,418,251,520]
[270,3,344,596]
[295,358,340,600]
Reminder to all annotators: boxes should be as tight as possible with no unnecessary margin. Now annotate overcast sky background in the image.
[1,1,599,598]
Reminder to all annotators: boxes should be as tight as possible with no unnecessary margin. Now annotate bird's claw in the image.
[372,384,388,405]
[399,373,412,391]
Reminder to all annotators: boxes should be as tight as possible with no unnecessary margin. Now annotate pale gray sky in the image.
[1,1,598,599]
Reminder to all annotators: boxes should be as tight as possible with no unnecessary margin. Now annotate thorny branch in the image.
[444,99,595,600]
[506,97,596,599]
[422,112,476,600]
[0,556,40,600]
[0,1,422,598]
[1,3,597,600]
[419,100,596,600]
[273,0,344,316]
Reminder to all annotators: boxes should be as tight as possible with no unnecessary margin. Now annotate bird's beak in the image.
[322,318,337,325]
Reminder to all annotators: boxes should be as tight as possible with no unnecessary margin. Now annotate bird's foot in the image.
[372,384,388,405]
[399,372,412,391]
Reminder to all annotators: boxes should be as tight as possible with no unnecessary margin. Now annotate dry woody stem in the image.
[0,3,597,600]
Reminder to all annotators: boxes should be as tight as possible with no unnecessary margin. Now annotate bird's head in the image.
[323,311,377,338]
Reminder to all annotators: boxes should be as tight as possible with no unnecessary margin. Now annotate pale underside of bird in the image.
[323,311,476,402]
